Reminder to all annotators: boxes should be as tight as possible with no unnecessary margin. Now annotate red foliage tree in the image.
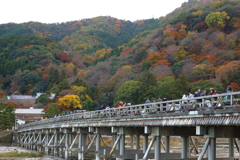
[4,102,23,108]
[230,82,239,92]
[56,52,71,63]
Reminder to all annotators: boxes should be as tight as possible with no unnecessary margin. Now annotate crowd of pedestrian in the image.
[59,85,233,114]
[46,85,235,120]
[140,85,234,110]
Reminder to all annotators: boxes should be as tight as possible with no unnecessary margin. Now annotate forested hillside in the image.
[1,0,240,114]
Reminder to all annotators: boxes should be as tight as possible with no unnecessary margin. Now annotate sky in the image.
[1,0,187,24]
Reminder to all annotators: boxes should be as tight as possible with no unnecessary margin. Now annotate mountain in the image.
[1,0,240,109]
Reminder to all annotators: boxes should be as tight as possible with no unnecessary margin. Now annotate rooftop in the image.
[15,109,45,115]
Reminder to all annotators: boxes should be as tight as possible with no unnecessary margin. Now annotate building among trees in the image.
[15,108,46,123]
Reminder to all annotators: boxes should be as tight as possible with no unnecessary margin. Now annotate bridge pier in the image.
[130,134,134,148]
[75,127,88,160]
[96,133,100,160]
[181,136,189,159]
[165,136,170,153]
[208,127,216,160]
[44,130,49,155]
[119,132,125,160]
[229,137,234,158]
[37,132,42,151]
[154,136,161,160]
[63,128,70,159]
[136,133,140,150]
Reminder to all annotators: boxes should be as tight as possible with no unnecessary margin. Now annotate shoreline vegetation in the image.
[0,151,44,157]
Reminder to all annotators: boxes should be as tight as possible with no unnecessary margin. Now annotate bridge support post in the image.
[96,133,100,160]
[64,129,70,159]
[34,132,38,151]
[229,137,234,158]
[24,132,29,149]
[115,127,126,160]
[38,132,42,151]
[152,126,165,160]
[165,136,170,153]
[78,133,83,160]
[209,138,216,160]
[155,136,161,160]
[136,133,140,150]
[30,132,34,150]
[130,134,134,148]
[44,130,49,155]
[74,127,92,160]
[181,136,189,159]
[143,134,148,153]
[54,131,58,157]
[119,133,125,160]
[208,127,216,160]
[112,134,116,147]
[116,134,120,150]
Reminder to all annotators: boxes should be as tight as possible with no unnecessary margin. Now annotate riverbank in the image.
[0,146,64,160]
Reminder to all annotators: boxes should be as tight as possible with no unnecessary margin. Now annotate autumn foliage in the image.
[1,0,240,108]
[56,52,71,63]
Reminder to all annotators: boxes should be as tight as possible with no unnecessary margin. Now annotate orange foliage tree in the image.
[146,52,166,64]
[215,61,240,87]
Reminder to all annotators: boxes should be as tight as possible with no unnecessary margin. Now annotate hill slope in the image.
[1,0,240,108]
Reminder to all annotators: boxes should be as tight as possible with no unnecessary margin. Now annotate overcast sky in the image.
[1,0,187,24]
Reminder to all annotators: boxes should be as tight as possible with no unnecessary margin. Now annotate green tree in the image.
[114,81,144,106]
[152,77,175,100]
[97,93,113,107]
[47,68,60,90]
[138,71,157,100]
[35,94,49,106]
[189,80,224,95]
[58,79,70,91]
[0,103,15,130]
[172,75,189,99]
[138,71,157,90]
[205,11,230,28]
[141,61,152,71]
[171,61,186,76]
[187,64,212,82]
[43,103,60,118]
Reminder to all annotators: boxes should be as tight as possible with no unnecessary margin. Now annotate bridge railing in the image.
[17,91,240,131]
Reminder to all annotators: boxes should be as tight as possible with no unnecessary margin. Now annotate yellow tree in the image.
[205,11,230,28]
[192,10,203,16]
[58,95,82,110]
[95,49,106,58]
[175,47,188,62]
[70,85,92,104]
[77,70,90,79]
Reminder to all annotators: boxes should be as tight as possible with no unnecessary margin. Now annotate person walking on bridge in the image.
[145,98,151,112]
[199,90,206,107]
[209,88,217,107]
[182,93,188,109]
[189,92,194,103]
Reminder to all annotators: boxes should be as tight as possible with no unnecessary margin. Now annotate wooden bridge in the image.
[16,91,240,160]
